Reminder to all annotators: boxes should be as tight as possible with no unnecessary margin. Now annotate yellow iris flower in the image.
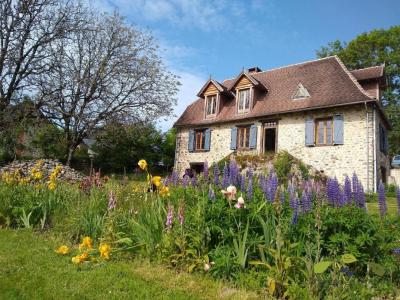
[99,243,111,260]
[138,159,148,170]
[72,252,90,264]
[152,176,162,187]
[55,245,70,255]
[79,236,93,250]
[48,181,56,190]
[160,186,170,197]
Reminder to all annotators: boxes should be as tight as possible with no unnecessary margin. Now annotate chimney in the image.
[247,67,262,74]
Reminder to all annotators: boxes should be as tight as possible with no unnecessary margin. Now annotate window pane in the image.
[326,120,332,144]
[244,89,250,109]
[245,127,250,147]
[317,121,324,144]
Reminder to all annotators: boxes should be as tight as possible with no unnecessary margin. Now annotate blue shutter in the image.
[204,129,211,151]
[188,130,194,152]
[305,117,315,146]
[230,127,237,150]
[249,124,257,149]
[333,115,344,145]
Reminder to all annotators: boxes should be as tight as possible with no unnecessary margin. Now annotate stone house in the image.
[173,56,390,192]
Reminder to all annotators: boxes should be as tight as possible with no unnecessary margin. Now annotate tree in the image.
[93,122,165,173]
[35,11,179,165]
[160,128,177,169]
[317,26,400,155]
[0,0,76,113]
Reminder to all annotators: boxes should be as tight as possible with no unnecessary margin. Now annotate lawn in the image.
[0,229,257,300]
[367,197,398,217]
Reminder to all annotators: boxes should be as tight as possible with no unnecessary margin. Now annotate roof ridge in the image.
[333,55,373,100]
[351,65,384,71]
[221,56,336,84]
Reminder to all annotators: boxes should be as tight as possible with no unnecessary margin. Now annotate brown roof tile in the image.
[174,56,378,127]
[350,65,384,81]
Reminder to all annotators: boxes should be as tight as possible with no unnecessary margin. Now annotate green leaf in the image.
[115,238,133,246]
[341,254,357,264]
[314,261,332,274]
[369,262,385,277]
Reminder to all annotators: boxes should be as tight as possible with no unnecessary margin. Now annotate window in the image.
[238,88,250,113]
[206,95,217,117]
[237,126,250,149]
[293,83,310,100]
[194,130,206,151]
[315,118,333,146]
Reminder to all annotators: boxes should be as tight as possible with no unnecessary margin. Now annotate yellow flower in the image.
[48,181,56,190]
[33,171,43,180]
[138,159,148,170]
[152,176,162,187]
[79,236,93,250]
[55,245,70,255]
[72,252,89,264]
[99,243,111,260]
[160,186,170,197]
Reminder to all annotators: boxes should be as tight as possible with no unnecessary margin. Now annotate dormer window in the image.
[238,88,250,113]
[206,94,217,117]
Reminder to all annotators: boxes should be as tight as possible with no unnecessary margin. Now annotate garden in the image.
[1,155,400,299]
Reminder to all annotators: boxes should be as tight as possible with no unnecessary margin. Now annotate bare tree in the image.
[36,12,179,165]
[0,0,76,112]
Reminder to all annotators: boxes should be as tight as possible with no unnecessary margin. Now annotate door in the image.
[262,121,278,153]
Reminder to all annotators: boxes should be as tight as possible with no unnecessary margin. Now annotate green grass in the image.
[0,230,258,300]
[367,197,398,217]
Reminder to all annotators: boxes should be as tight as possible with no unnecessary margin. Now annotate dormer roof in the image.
[196,78,226,98]
[229,70,268,91]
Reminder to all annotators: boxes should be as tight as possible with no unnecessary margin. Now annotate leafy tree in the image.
[317,26,400,155]
[93,122,171,173]
[35,10,179,165]
[160,128,177,169]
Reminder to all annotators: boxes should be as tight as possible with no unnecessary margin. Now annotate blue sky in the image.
[91,0,400,130]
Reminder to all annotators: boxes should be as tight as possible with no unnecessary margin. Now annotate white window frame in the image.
[205,94,218,118]
[237,88,250,114]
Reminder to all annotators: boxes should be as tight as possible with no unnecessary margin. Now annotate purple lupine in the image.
[327,177,340,207]
[344,176,352,205]
[171,170,179,186]
[191,173,198,187]
[213,164,220,186]
[178,202,185,225]
[378,182,387,217]
[396,186,400,216]
[163,176,170,187]
[352,172,359,199]
[166,205,174,230]
[301,189,312,213]
[208,186,216,201]
[182,175,189,188]
[229,160,238,186]
[288,183,297,209]
[259,174,268,199]
[393,248,400,255]
[266,170,278,202]
[280,189,286,204]
[291,195,299,225]
[247,177,253,201]
[238,174,246,192]
[222,164,229,189]
[108,190,116,211]
[337,188,346,207]
[203,161,209,182]
[356,182,366,210]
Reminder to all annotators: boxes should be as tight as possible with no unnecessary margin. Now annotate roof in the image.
[350,65,384,81]
[174,56,382,127]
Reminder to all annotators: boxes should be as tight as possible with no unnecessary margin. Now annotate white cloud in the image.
[157,69,205,131]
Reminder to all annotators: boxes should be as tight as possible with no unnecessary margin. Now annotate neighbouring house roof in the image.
[174,56,386,127]
[350,65,384,81]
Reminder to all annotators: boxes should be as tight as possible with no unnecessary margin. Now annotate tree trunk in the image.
[66,147,75,166]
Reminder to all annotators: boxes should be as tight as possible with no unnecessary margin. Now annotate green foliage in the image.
[317,26,400,155]
[273,151,293,181]
[31,124,67,160]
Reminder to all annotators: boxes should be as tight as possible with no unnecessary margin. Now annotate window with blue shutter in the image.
[204,129,211,151]
[230,127,238,150]
[305,117,315,146]
[333,115,344,145]
[249,124,257,149]
[188,130,194,152]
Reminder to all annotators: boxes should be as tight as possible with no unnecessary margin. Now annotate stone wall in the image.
[174,104,388,191]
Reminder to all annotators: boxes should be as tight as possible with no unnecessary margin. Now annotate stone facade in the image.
[174,103,389,191]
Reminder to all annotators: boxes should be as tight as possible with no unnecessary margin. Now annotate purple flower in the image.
[352,172,359,198]
[393,248,400,255]
[356,182,366,210]
[163,176,170,187]
[213,164,220,186]
[222,164,229,189]
[208,186,216,201]
[266,170,278,202]
[288,184,297,209]
[182,175,189,188]
[178,202,185,225]
[338,188,346,207]
[108,190,116,211]
[191,173,197,187]
[171,170,179,186]
[238,174,246,192]
[344,176,352,205]
[327,177,340,207]
[280,189,285,204]
[378,182,387,217]
[229,160,238,186]
[166,205,174,230]
[301,188,312,213]
[396,186,400,216]
[291,195,299,225]
[247,177,253,201]
[203,161,209,182]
